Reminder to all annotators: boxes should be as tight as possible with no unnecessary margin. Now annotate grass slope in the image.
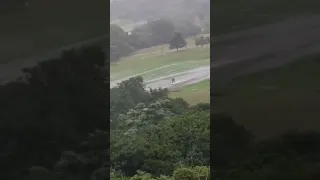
[170,80,210,105]
[111,47,210,80]
[212,54,320,140]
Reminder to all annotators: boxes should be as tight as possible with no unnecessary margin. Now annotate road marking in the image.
[111,59,209,82]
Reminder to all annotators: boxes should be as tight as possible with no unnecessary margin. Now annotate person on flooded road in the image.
[172,78,175,84]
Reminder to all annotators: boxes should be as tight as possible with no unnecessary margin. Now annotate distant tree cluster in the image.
[110,0,210,31]
[169,32,187,51]
[194,36,210,47]
[171,19,202,38]
[110,24,135,62]
[110,19,201,62]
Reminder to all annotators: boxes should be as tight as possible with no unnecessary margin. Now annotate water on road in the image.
[110,66,210,89]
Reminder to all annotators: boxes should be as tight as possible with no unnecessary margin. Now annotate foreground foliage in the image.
[1,47,320,180]
[111,166,210,180]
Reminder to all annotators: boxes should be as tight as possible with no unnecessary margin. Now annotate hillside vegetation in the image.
[0,47,319,179]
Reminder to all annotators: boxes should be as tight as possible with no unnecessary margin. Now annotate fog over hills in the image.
[110,0,210,24]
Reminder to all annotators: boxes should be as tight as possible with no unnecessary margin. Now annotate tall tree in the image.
[110,24,135,62]
[169,32,187,51]
[0,46,109,179]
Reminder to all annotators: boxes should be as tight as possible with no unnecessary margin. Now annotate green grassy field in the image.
[212,54,320,140]
[110,34,210,103]
[111,47,210,81]
[213,0,320,35]
[170,80,210,105]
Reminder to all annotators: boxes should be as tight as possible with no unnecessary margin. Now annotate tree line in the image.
[194,36,210,47]
[110,19,202,62]
[1,47,320,179]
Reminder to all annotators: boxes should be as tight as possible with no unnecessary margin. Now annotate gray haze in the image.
[110,0,210,24]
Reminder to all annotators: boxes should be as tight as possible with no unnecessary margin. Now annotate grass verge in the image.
[111,47,210,80]
[169,80,210,105]
[212,54,320,140]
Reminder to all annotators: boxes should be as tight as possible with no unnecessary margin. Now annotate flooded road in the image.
[110,66,210,89]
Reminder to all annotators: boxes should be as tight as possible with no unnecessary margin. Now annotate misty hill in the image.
[110,0,210,25]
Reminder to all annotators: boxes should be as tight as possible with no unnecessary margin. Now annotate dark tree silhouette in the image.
[0,46,109,179]
[169,32,187,51]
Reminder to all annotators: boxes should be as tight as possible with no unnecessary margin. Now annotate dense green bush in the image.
[110,166,210,180]
[2,46,320,180]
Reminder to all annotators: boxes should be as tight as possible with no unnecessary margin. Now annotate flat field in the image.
[170,80,210,105]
